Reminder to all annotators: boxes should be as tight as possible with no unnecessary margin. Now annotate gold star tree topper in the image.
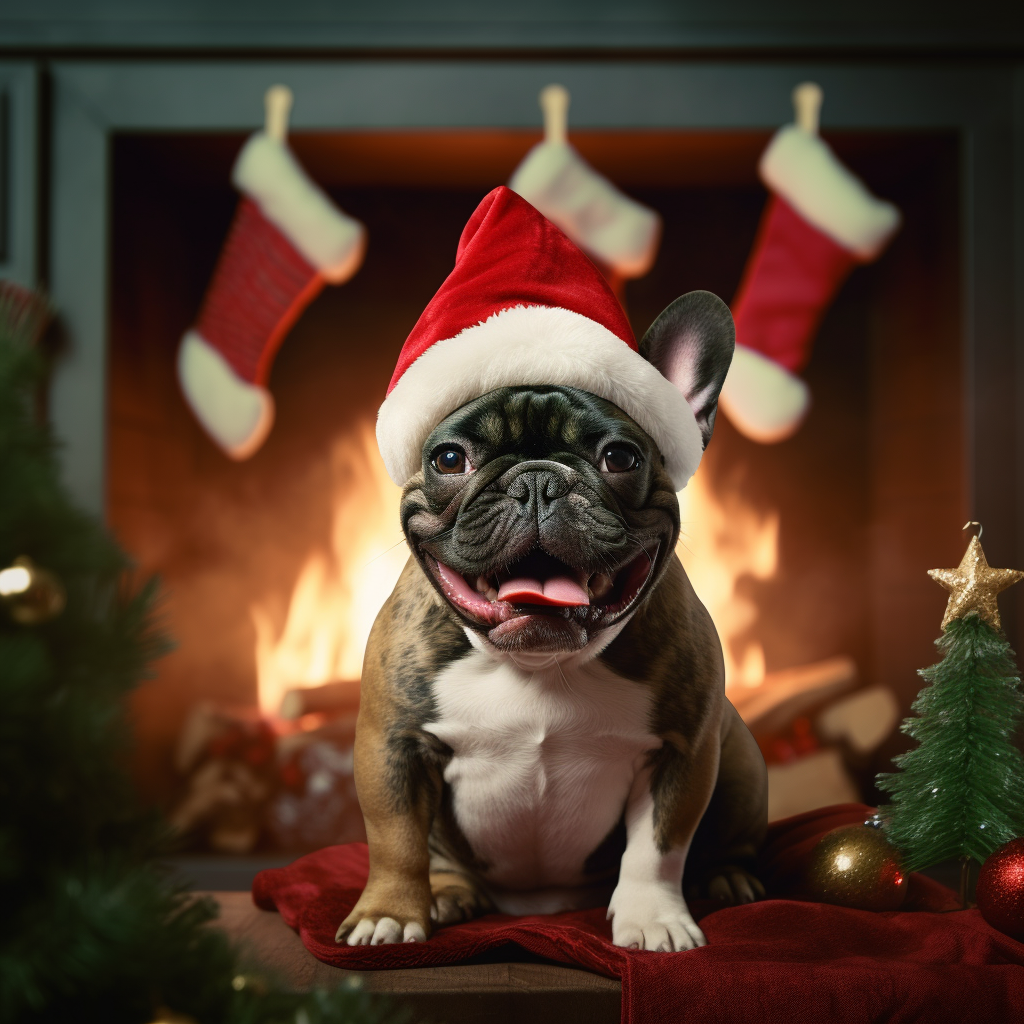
[928,533,1024,631]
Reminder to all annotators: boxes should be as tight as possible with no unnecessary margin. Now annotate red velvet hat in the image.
[376,187,702,488]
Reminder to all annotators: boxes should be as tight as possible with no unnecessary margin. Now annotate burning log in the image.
[731,655,858,735]
[765,748,861,821]
[277,680,360,721]
[817,685,900,756]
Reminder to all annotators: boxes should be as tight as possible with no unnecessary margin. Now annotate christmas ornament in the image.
[805,823,907,911]
[928,527,1024,631]
[177,85,366,460]
[719,82,901,443]
[376,186,702,490]
[976,837,1024,940]
[877,525,1024,877]
[509,84,660,282]
[0,555,66,624]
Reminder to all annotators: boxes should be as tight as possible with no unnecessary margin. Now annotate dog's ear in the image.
[640,290,735,449]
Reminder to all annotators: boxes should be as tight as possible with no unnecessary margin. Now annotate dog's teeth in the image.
[475,576,490,594]
[589,573,614,599]
[485,587,499,602]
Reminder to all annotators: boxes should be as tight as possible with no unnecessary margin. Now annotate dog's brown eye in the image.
[601,445,639,473]
[433,447,471,475]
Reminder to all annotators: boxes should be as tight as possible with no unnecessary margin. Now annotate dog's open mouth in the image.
[425,546,659,633]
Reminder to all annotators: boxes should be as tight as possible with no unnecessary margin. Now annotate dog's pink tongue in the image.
[497,574,589,607]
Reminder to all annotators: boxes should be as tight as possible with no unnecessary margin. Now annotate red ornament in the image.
[976,837,1024,941]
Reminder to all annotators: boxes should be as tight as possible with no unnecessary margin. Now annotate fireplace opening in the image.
[110,129,962,854]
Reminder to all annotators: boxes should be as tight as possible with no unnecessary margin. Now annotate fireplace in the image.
[104,124,965,850]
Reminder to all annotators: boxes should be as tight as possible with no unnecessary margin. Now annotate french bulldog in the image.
[337,290,768,951]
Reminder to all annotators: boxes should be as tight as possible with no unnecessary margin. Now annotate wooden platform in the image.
[212,892,621,1024]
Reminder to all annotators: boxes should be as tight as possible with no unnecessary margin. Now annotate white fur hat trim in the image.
[717,343,811,444]
[233,133,366,283]
[376,304,703,490]
[177,331,275,460]
[509,142,661,278]
[760,125,901,261]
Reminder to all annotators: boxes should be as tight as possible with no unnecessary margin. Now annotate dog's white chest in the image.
[424,646,660,895]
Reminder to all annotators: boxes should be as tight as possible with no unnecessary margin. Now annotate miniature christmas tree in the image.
[877,529,1024,887]
[0,283,403,1023]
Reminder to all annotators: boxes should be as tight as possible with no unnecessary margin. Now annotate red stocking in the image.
[509,85,660,285]
[719,84,901,443]
[177,89,365,459]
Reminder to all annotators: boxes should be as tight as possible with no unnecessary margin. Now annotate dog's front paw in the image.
[335,891,431,946]
[338,915,427,946]
[706,866,765,905]
[430,871,492,926]
[686,864,765,906]
[607,881,706,952]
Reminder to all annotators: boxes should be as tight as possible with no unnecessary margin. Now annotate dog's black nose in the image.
[504,464,573,521]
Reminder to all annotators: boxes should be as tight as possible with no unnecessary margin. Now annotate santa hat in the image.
[376,186,702,489]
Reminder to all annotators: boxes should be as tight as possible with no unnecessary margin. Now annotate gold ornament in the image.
[928,531,1024,631]
[805,824,908,911]
[0,556,66,624]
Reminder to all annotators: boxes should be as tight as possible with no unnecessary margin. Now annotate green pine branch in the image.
[0,287,409,1022]
[877,613,1024,871]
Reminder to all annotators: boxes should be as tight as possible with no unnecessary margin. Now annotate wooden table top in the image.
[210,892,622,1024]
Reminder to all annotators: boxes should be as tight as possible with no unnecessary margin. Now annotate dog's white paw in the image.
[345,917,426,946]
[607,881,706,952]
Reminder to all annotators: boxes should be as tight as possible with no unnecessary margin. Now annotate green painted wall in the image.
[1,1,1021,53]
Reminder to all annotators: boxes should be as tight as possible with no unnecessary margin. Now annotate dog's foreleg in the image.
[335,710,438,946]
[607,734,720,952]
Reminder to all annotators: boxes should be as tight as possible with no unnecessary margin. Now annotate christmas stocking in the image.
[177,86,366,459]
[509,85,661,286]
[719,83,901,443]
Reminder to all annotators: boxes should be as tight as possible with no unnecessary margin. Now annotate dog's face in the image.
[401,385,681,654]
[399,290,736,656]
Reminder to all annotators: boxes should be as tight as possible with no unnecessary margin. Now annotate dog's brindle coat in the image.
[338,292,768,951]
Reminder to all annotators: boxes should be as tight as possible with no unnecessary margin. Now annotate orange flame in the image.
[251,422,408,716]
[677,466,779,696]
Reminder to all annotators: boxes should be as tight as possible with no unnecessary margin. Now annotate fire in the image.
[252,427,778,715]
[677,465,779,695]
[251,422,408,716]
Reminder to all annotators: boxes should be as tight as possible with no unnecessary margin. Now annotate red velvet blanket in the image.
[253,805,1024,1023]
